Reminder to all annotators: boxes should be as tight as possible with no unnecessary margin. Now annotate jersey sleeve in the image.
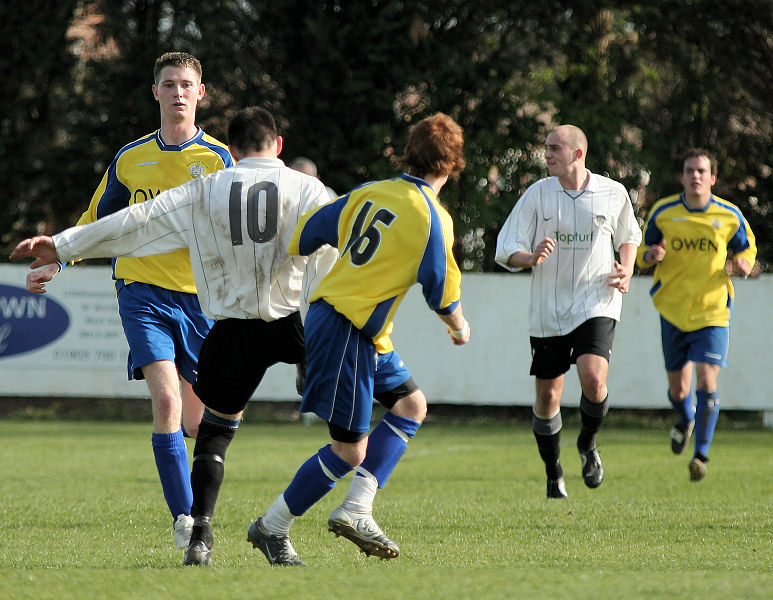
[75,156,131,226]
[290,194,348,257]
[729,212,757,265]
[495,185,538,271]
[54,180,196,263]
[417,202,461,315]
[635,209,664,269]
[298,178,336,226]
[299,244,339,323]
[612,188,642,251]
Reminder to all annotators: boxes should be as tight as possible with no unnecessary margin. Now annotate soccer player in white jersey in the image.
[495,124,641,499]
[245,112,471,566]
[23,52,233,548]
[11,107,332,566]
[636,148,756,482]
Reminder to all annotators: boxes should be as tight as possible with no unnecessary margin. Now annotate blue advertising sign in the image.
[0,284,70,358]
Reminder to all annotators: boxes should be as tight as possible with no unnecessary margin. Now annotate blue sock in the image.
[668,389,696,428]
[360,413,420,488]
[152,430,193,518]
[694,390,720,459]
[283,445,353,516]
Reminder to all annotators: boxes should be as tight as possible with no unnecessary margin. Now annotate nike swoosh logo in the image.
[542,216,553,221]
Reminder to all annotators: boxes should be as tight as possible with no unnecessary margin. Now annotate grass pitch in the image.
[1,419,772,599]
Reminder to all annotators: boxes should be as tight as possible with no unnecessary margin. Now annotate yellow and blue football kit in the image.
[77,128,232,382]
[57,126,232,525]
[291,174,462,348]
[77,128,233,294]
[78,127,231,522]
[289,173,462,433]
[636,192,756,332]
[637,191,757,464]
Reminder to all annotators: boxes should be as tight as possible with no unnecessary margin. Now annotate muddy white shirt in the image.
[53,157,331,321]
[495,172,641,337]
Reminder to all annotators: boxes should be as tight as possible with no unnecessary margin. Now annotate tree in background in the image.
[629,1,772,274]
[0,1,81,255]
[1,1,770,271]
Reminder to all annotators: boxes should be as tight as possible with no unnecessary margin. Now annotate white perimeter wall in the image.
[0,264,770,411]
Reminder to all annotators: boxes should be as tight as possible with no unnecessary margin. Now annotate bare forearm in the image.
[439,305,466,331]
[507,251,536,269]
[438,304,470,345]
[618,243,637,274]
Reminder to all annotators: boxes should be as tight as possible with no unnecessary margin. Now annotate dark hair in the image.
[681,148,718,175]
[227,107,278,154]
[153,52,202,83]
[397,112,466,179]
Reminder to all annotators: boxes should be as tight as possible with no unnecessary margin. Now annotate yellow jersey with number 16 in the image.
[289,174,462,353]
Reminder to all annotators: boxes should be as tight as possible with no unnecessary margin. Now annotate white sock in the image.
[261,493,294,536]
[342,467,378,513]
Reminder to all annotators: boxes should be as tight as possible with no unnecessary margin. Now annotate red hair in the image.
[398,113,466,179]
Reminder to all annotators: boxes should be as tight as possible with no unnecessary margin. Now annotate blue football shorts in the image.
[115,280,213,384]
[373,350,416,408]
[660,316,729,371]
[302,300,413,434]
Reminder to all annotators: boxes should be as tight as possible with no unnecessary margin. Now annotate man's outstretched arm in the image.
[10,236,59,269]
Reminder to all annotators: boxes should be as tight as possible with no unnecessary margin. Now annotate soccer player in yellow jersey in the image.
[24,52,233,545]
[247,113,471,565]
[637,148,756,481]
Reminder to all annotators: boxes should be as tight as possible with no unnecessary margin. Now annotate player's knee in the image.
[580,376,607,402]
[668,384,691,401]
[182,418,200,439]
[331,439,367,467]
[390,389,427,423]
[151,390,183,429]
[695,369,720,391]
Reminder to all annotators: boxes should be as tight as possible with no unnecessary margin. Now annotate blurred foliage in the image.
[1,0,770,271]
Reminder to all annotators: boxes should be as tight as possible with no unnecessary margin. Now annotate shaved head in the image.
[545,124,589,188]
[550,124,588,154]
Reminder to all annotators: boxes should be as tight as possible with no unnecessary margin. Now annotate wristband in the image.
[643,250,651,263]
[450,319,470,340]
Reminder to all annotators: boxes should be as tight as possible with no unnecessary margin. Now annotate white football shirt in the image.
[53,157,331,321]
[495,172,641,337]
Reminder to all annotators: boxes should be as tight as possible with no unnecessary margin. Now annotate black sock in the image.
[532,412,563,480]
[190,418,237,527]
[191,516,213,547]
[577,394,609,452]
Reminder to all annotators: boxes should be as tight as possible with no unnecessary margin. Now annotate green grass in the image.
[1,420,772,599]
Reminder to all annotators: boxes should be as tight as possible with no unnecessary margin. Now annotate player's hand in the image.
[9,236,59,269]
[25,263,61,294]
[645,240,666,264]
[608,260,632,293]
[448,320,471,346]
[732,257,752,278]
[531,237,556,266]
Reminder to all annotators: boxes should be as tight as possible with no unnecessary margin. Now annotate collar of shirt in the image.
[235,156,285,168]
[545,170,602,193]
